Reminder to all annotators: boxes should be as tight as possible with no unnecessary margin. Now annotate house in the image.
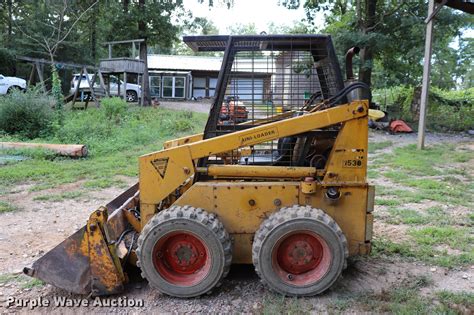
[147,54,274,101]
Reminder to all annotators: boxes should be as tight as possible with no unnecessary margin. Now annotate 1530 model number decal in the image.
[343,159,363,168]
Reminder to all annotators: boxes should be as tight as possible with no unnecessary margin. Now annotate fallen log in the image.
[0,142,88,157]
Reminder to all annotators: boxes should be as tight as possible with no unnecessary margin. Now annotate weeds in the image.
[436,291,474,309]
[261,293,310,314]
[328,276,437,314]
[0,89,55,139]
[21,278,45,289]
[408,226,472,251]
[372,238,474,268]
[33,191,84,202]
[0,107,207,192]
[0,274,45,289]
[368,140,393,154]
[0,201,17,212]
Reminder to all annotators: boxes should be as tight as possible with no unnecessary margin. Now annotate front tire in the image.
[7,86,24,94]
[137,205,232,297]
[252,205,348,296]
[126,90,137,102]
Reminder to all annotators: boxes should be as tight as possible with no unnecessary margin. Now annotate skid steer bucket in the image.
[24,184,140,296]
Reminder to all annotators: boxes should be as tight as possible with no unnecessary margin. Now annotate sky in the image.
[182,0,325,34]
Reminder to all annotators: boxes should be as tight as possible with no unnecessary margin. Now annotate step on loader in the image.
[24,34,375,297]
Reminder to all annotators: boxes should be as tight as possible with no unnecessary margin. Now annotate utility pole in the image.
[418,0,435,149]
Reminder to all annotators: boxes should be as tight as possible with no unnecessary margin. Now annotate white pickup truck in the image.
[70,74,141,102]
[0,74,27,94]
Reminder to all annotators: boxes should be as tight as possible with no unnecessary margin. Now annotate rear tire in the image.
[137,205,232,297]
[252,205,348,296]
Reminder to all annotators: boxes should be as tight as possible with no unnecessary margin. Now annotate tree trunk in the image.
[359,47,373,86]
[139,0,151,106]
[90,0,98,60]
[123,0,129,13]
[7,0,12,44]
[358,0,377,87]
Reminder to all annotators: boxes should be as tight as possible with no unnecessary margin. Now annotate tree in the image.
[13,0,98,63]
[281,0,470,89]
[227,22,258,35]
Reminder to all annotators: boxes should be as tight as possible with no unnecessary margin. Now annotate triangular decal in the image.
[151,158,169,178]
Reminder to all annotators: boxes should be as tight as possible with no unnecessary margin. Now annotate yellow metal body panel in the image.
[138,100,373,264]
[163,133,203,149]
[323,117,368,184]
[139,101,368,227]
[174,182,372,263]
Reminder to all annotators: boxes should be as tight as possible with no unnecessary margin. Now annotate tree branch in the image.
[52,0,98,54]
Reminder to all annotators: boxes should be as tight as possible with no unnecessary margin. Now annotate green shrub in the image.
[373,86,474,131]
[0,89,54,138]
[101,97,128,123]
[54,108,112,145]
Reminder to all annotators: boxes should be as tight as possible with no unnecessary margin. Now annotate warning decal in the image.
[151,158,169,178]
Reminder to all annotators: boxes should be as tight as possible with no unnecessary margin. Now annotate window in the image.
[209,78,218,97]
[175,77,185,98]
[162,76,186,98]
[149,76,161,97]
[193,77,206,98]
[192,77,218,98]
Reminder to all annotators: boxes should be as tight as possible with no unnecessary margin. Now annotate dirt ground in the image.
[0,131,472,314]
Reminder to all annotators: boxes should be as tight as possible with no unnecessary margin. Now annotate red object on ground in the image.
[152,231,211,286]
[272,231,332,286]
[390,120,413,133]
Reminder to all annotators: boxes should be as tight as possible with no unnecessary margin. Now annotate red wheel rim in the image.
[152,231,211,286]
[272,231,331,286]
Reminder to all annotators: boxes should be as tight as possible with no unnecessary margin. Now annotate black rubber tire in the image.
[126,90,137,102]
[136,205,232,297]
[6,86,23,94]
[252,205,348,296]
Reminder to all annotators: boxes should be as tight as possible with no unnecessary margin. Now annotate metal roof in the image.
[147,54,274,74]
[183,34,332,52]
[436,0,474,14]
[147,54,222,72]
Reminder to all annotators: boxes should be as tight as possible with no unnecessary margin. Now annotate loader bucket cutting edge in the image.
[24,215,126,295]
[24,227,93,294]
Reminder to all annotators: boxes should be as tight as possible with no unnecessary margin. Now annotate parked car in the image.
[0,74,27,95]
[70,74,141,102]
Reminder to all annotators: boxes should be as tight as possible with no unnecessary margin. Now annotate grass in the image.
[0,106,207,193]
[327,275,446,314]
[436,291,474,309]
[386,208,431,225]
[0,273,45,289]
[377,143,471,177]
[368,140,393,154]
[371,142,473,269]
[0,273,18,284]
[33,190,84,202]
[409,226,472,251]
[21,278,45,289]
[261,293,310,314]
[373,237,474,268]
[0,200,17,212]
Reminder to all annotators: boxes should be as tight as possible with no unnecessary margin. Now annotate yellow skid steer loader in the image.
[24,35,374,297]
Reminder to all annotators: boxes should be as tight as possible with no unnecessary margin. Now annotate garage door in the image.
[229,78,264,101]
